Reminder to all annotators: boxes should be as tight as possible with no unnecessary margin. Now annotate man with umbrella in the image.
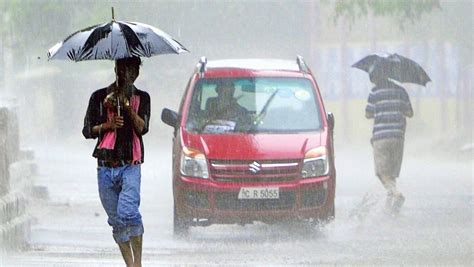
[49,10,187,266]
[353,53,430,213]
[82,56,149,266]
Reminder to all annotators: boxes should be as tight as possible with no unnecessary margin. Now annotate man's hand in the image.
[104,92,118,109]
[123,104,145,135]
[92,115,123,137]
[104,116,124,130]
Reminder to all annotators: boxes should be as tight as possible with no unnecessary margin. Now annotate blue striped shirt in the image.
[365,82,413,142]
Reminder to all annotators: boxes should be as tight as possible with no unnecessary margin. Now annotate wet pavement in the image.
[2,140,472,266]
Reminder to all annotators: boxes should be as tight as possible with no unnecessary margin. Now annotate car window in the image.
[186,77,322,134]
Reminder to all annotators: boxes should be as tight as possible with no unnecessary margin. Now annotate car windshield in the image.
[186,77,323,134]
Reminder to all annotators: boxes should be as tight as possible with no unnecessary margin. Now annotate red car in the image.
[161,56,336,235]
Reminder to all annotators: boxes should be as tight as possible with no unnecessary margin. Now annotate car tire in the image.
[301,191,336,228]
[312,199,335,228]
[173,204,190,237]
[325,200,335,222]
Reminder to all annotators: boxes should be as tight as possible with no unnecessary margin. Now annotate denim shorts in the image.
[97,164,144,243]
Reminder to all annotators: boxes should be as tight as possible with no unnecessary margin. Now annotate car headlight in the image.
[180,147,209,179]
[301,147,329,178]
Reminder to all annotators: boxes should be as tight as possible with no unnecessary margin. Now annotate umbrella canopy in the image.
[352,53,431,86]
[47,20,188,61]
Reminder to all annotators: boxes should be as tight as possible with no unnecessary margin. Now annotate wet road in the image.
[2,140,472,266]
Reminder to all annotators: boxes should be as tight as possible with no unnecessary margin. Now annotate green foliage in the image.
[333,0,440,28]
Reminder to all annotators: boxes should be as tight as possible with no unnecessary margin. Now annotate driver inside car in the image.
[204,81,251,127]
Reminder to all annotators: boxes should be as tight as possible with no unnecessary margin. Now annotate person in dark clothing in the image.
[365,74,413,213]
[82,57,150,267]
[204,82,250,126]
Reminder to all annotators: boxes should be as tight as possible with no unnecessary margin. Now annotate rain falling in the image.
[0,0,472,266]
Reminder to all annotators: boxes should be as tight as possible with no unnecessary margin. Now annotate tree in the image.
[332,0,440,28]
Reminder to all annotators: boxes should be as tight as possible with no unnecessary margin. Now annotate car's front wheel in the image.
[323,199,335,222]
[173,204,190,237]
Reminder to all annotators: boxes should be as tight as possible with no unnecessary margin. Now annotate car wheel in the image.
[173,204,190,237]
[319,199,335,224]
[325,200,335,221]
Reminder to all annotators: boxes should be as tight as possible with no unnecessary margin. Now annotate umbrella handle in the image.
[117,96,121,117]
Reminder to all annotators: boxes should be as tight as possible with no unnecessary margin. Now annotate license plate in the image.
[238,187,279,199]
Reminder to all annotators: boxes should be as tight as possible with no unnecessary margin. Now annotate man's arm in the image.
[92,116,124,136]
[404,103,414,118]
[83,91,125,139]
[126,105,145,134]
[402,89,414,118]
[82,93,100,139]
[127,91,150,136]
[365,91,376,119]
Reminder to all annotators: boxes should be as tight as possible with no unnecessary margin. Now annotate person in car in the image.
[365,73,413,213]
[204,82,251,127]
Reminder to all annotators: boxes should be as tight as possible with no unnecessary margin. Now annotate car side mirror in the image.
[161,108,179,128]
[327,112,335,131]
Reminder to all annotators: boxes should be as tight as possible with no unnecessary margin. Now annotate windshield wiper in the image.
[249,89,279,132]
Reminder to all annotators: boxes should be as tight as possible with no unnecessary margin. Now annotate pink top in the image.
[98,95,142,162]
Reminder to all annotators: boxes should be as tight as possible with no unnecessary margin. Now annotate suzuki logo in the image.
[249,161,261,174]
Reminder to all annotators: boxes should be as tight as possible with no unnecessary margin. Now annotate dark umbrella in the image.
[47,9,188,61]
[352,53,431,86]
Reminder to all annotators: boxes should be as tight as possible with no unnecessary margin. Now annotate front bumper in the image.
[174,175,334,224]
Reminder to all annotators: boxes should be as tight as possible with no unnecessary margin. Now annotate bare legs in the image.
[117,235,143,267]
[131,235,143,267]
[379,175,405,212]
[372,138,406,212]
[118,241,134,267]
[379,175,398,196]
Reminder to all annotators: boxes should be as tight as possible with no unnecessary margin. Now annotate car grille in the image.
[209,159,301,183]
[215,191,296,210]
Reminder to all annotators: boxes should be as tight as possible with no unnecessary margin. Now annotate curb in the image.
[0,193,31,250]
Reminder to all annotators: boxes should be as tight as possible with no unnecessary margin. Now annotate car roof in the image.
[205,59,301,72]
